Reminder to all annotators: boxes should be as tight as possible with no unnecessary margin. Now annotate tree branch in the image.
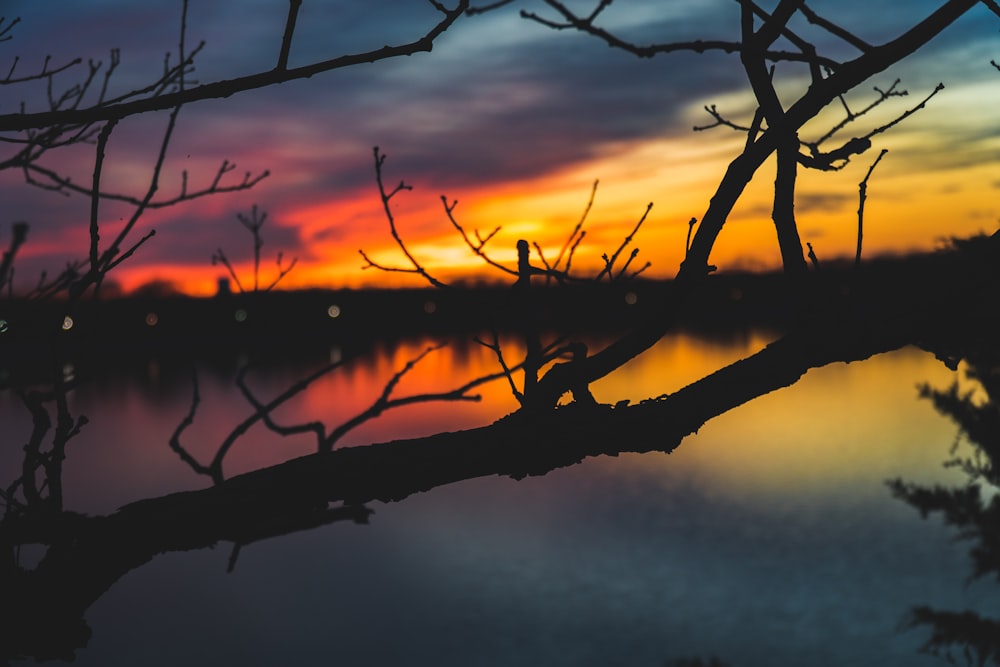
[0,1,470,132]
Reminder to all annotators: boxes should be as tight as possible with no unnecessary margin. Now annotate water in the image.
[3,331,997,666]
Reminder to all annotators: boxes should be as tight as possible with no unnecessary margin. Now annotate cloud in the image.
[4,0,999,289]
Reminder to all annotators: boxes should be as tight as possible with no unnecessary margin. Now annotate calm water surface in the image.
[3,331,997,666]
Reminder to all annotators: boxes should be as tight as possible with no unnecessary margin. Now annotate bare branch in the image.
[322,343,482,450]
[88,120,117,275]
[277,0,303,71]
[522,0,839,69]
[0,16,21,43]
[441,196,518,277]
[467,0,516,15]
[0,221,28,293]
[595,202,653,281]
[0,2,471,132]
[553,179,597,271]
[213,205,297,293]
[856,148,888,267]
[801,82,942,171]
[475,332,525,405]
[169,370,215,479]
[236,361,342,451]
[980,0,1000,17]
[105,229,156,273]
[799,3,873,52]
[809,78,907,150]
[211,249,245,294]
[693,103,753,133]
[262,252,298,291]
[366,147,449,288]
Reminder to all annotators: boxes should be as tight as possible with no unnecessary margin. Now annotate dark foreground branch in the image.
[4,236,1000,662]
[0,1,470,132]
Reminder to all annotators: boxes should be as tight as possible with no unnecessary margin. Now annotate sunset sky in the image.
[2,1,999,295]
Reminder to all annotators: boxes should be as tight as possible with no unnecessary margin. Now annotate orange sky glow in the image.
[5,2,999,297]
[110,126,1000,297]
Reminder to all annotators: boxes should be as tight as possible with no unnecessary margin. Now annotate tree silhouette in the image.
[2,2,1000,663]
[888,344,1000,666]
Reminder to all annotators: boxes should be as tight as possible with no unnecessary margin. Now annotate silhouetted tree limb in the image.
[476,332,525,404]
[2,372,87,520]
[5,236,1000,662]
[855,148,888,268]
[552,179,596,275]
[365,151,652,287]
[0,221,27,296]
[0,1,471,133]
[172,341,534,481]
[467,0,517,16]
[212,205,298,293]
[276,0,303,72]
[0,5,248,215]
[501,0,994,412]
[0,5,268,300]
[20,157,269,210]
[526,0,985,280]
[683,0,981,278]
[361,146,449,288]
[520,0,838,70]
[888,345,1000,664]
[595,201,653,282]
[904,607,1000,667]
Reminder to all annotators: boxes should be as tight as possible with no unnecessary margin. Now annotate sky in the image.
[2,1,999,295]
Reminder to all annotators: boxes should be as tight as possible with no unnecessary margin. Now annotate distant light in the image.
[234,309,248,323]
[62,362,75,383]
[330,346,343,363]
[423,301,437,314]
[327,305,341,318]
[145,312,159,327]
[61,316,74,331]
[624,291,638,305]
[0,319,7,333]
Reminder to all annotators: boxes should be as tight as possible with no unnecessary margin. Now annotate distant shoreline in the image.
[3,238,997,385]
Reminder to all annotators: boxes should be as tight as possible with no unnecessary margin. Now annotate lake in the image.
[3,328,997,666]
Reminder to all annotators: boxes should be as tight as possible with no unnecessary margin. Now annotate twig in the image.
[595,202,653,281]
[169,370,214,479]
[88,120,118,276]
[363,147,449,287]
[277,0,303,70]
[0,221,28,293]
[553,179,597,270]
[475,332,525,405]
[211,249,245,293]
[856,148,888,268]
[439,196,518,277]
[0,2,471,132]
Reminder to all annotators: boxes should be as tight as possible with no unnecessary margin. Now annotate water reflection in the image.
[3,328,995,665]
[888,348,1000,665]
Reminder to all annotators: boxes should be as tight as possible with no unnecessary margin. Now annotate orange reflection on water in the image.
[281,336,526,447]
[10,327,973,516]
[607,345,972,508]
[590,329,777,404]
